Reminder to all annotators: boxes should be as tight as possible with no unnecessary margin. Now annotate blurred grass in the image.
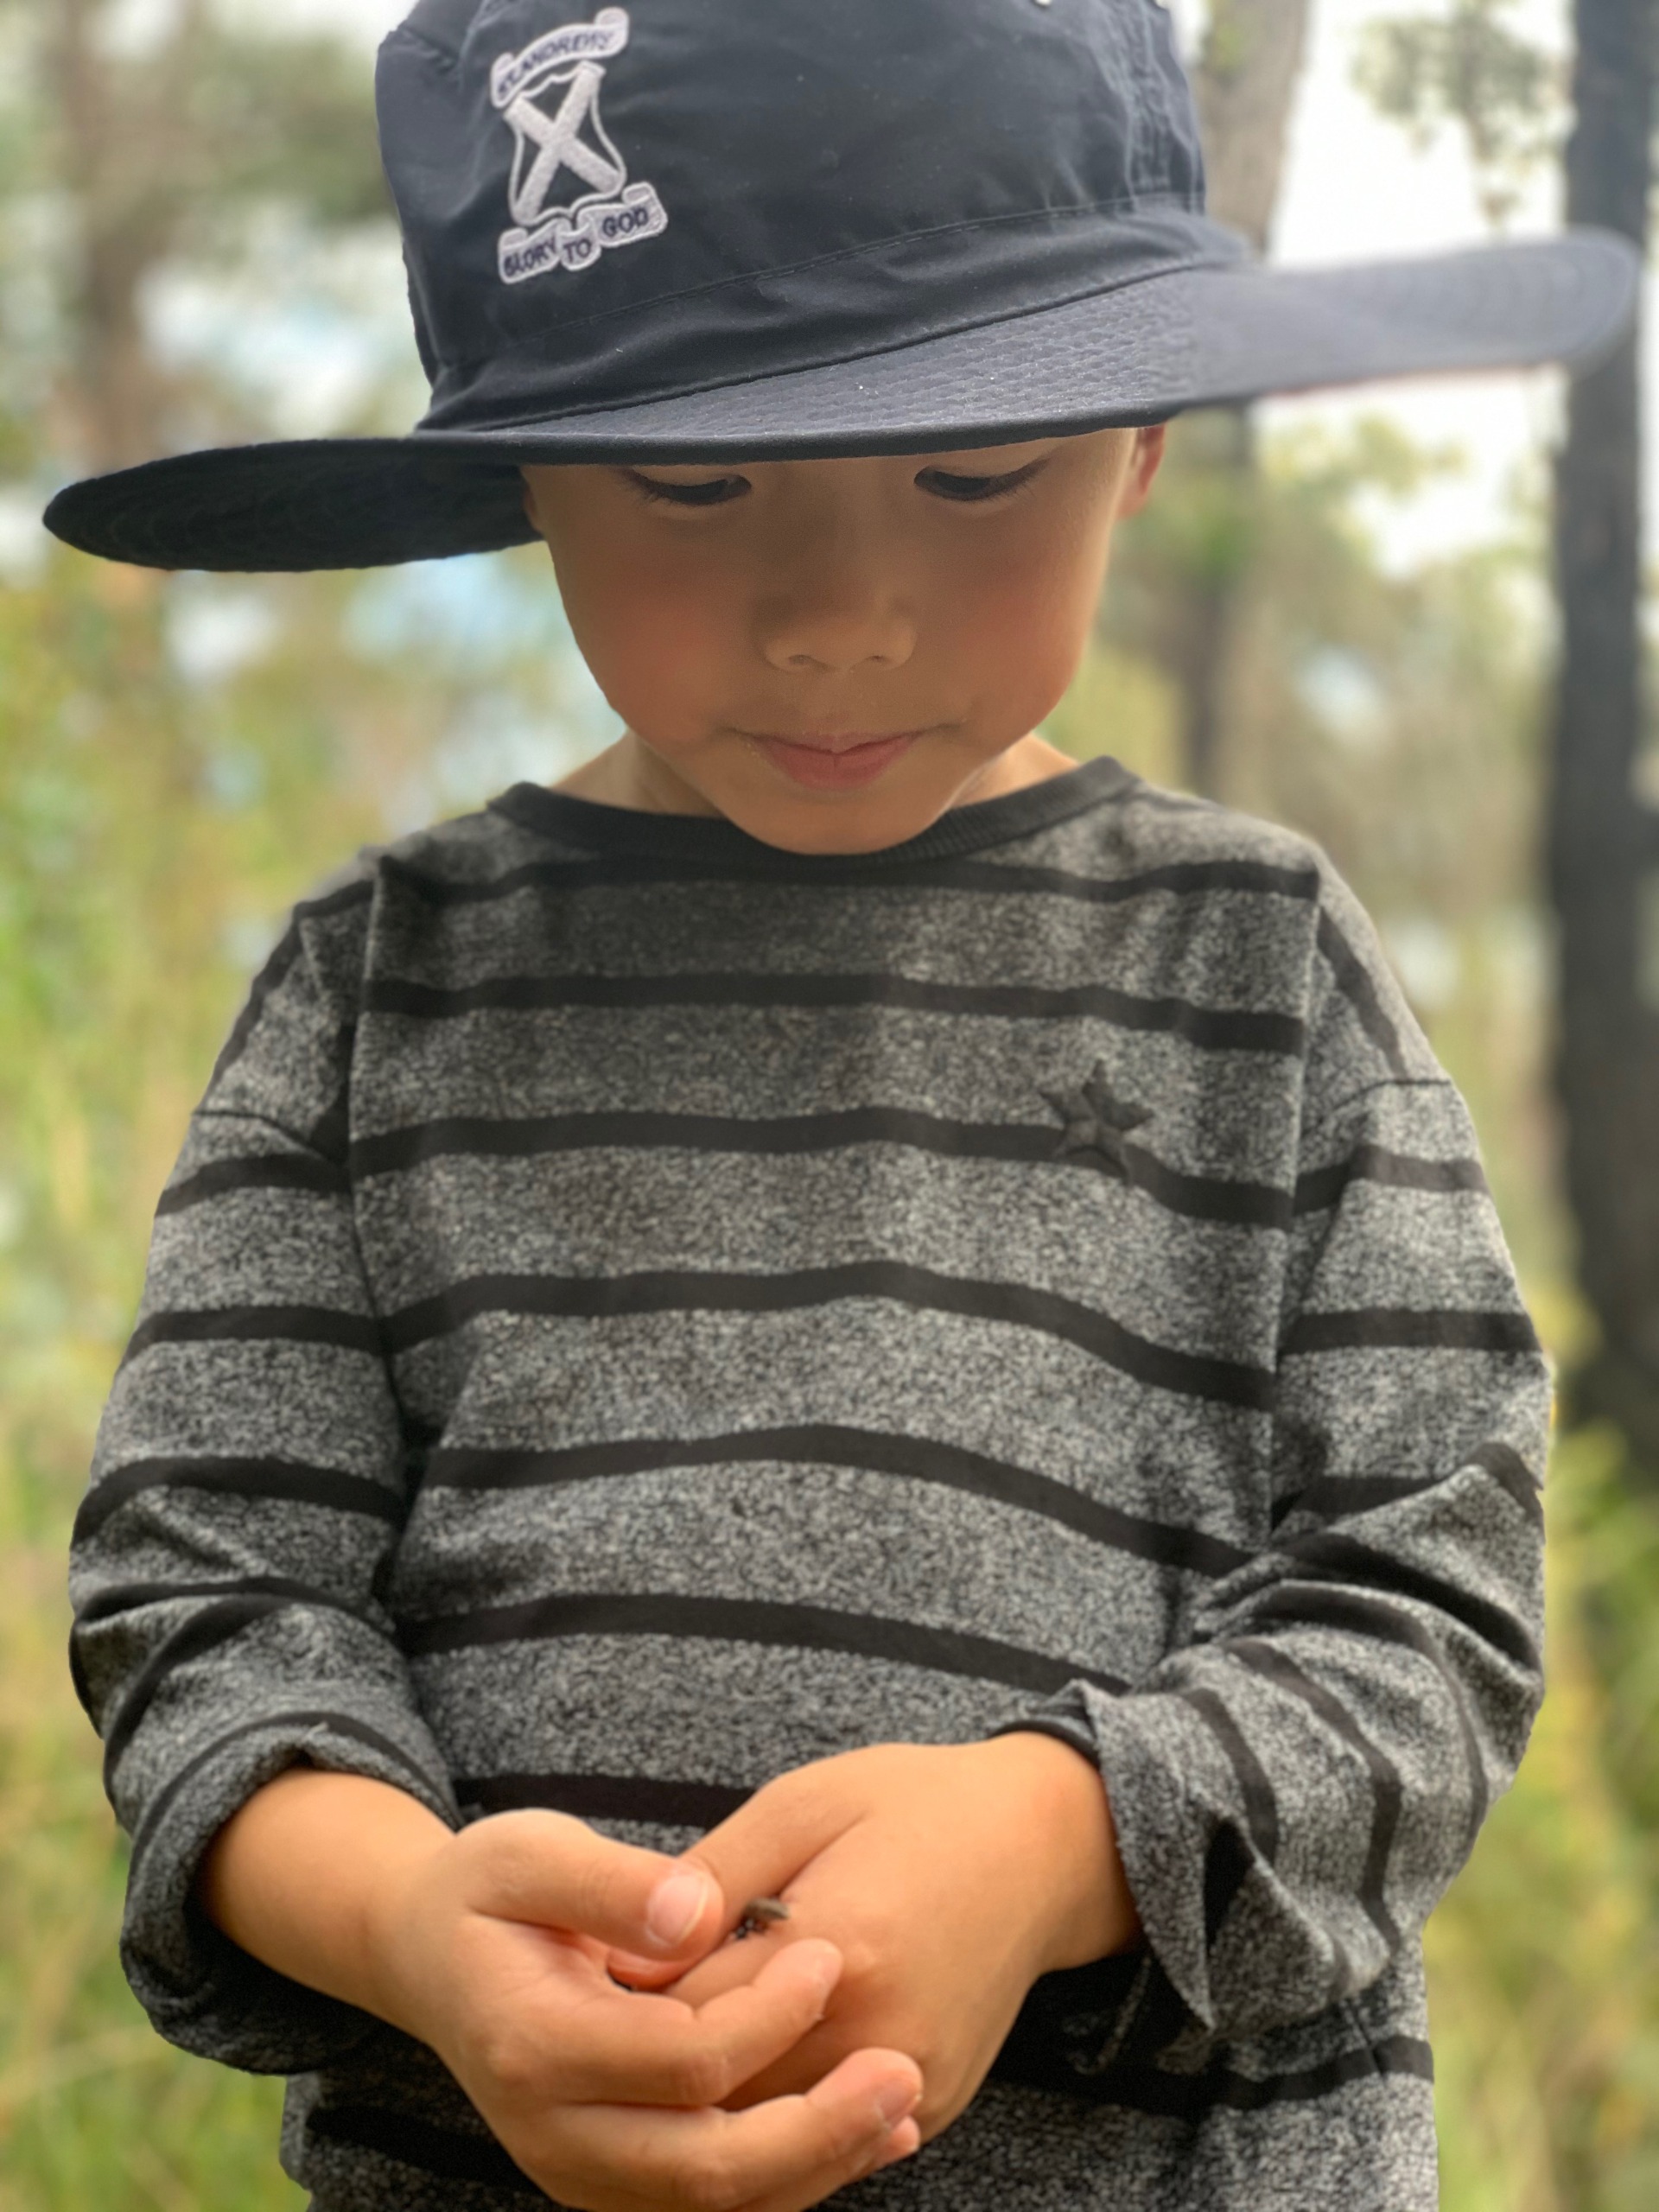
[0,1457,301,2211]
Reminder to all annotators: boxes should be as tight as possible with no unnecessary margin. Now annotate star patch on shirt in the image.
[1043,1060,1151,1170]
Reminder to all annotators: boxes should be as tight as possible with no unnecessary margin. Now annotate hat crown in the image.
[379,0,1217,431]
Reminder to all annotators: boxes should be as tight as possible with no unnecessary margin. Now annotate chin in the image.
[724,792,946,855]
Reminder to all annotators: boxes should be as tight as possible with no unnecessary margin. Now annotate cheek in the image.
[554,541,748,740]
[946,537,1098,702]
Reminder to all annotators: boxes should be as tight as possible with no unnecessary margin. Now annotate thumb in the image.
[606,1787,829,1986]
[467,1808,728,1961]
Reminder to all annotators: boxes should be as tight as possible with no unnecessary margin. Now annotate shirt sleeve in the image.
[66,855,461,2075]
[991,864,1550,2056]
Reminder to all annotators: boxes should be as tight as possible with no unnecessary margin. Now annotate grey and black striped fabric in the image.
[67,756,1548,2212]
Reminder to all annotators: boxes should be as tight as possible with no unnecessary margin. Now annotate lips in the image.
[747,728,925,791]
[752,729,925,791]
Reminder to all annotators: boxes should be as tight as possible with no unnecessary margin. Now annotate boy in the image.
[51,3,1636,2209]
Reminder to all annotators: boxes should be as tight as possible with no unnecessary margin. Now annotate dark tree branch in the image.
[1548,0,1659,1462]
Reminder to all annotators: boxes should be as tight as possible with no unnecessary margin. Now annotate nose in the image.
[752,533,917,675]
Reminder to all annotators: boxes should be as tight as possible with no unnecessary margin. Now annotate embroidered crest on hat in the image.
[493,6,668,286]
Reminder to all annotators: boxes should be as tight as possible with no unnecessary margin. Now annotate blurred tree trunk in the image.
[1198,0,1314,253]
[1161,0,1313,794]
[1547,0,1659,1460]
[50,0,207,472]
[41,0,386,476]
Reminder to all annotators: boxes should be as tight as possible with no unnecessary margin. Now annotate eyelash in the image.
[915,460,1047,503]
[626,474,745,507]
[623,461,1047,508]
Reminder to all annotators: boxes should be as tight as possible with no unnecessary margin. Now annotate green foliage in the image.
[0,1499,301,2209]
[1352,0,1560,226]
[1428,1428,1659,2212]
[171,25,394,237]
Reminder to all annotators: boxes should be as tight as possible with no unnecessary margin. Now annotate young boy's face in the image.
[519,424,1164,854]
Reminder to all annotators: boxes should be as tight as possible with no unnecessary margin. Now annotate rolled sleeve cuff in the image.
[992,1682,1219,2037]
[119,1703,461,2075]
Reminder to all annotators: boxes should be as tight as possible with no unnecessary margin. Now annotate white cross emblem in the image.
[492,8,668,285]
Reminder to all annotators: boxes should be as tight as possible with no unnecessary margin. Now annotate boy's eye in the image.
[916,459,1047,503]
[626,471,750,507]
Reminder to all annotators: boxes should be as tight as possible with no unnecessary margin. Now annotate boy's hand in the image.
[367,1807,924,2211]
[606,1735,1141,2145]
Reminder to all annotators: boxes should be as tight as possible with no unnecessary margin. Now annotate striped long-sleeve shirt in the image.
[67,755,1548,2212]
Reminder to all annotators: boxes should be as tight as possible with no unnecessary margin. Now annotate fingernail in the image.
[646,1869,714,1948]
[874,2077,918,2129]
[876,2119,921,2166]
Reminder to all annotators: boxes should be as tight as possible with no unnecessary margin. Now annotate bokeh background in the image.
[3,0,1659,2205]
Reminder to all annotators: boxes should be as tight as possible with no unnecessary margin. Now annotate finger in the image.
[677,1777,861,1943]
[465,1808,727,1961]
[739,2113,923,2212]
[606,1907,785,1990]
[552,2044,924,2212]
[543,1936,847,2106]
[605,1945,695,1989]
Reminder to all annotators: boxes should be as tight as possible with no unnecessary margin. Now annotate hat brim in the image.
[44,231,1638,573]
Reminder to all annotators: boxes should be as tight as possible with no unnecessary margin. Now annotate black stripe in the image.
[1046,2033,1434,2116]
[1115,1948,1197,2059]
[308,1060,353,1166]
[156,1154,350,1215]
[207,927,302,1091]
[398,1588,1127,1698]
[350,1105,1058,1176]
[1177,1685,1280,1860]
[1293,1146,1488,1215]
[350,1109,1292,1230]
[419,1425,1251,1579]
[1466,1440,1545,1526]
[1126,786,1219,817]
[206,881,372,1091]
[987,1716,1102,1765]
[308,2038,1433,2145]
[1276,1444,1544,1531]
[454,1771,755,1828]
[73,1456,406,1545]
[121,1302,383,1364]
[1281,1306,1540,1357]
[1317,911,1408,1076]
[130,1708,453,1867]
[363,970,1305,1056]
[1229,1639,1403,1954]
[993,1950,1430,2107]
[1202,1821,1255,1946]
[1243,1585,1490,1848]
[98,1580,375,1783]
[1276,1529,1538,1671]
[73,1571,371,1632]
[381,1264,1275,1411]
[1275,1471,1441,1524]
[383,846,1321,912]
[305,2105,549,2193]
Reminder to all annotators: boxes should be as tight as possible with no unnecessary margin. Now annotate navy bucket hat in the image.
[44,0,1640,573]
